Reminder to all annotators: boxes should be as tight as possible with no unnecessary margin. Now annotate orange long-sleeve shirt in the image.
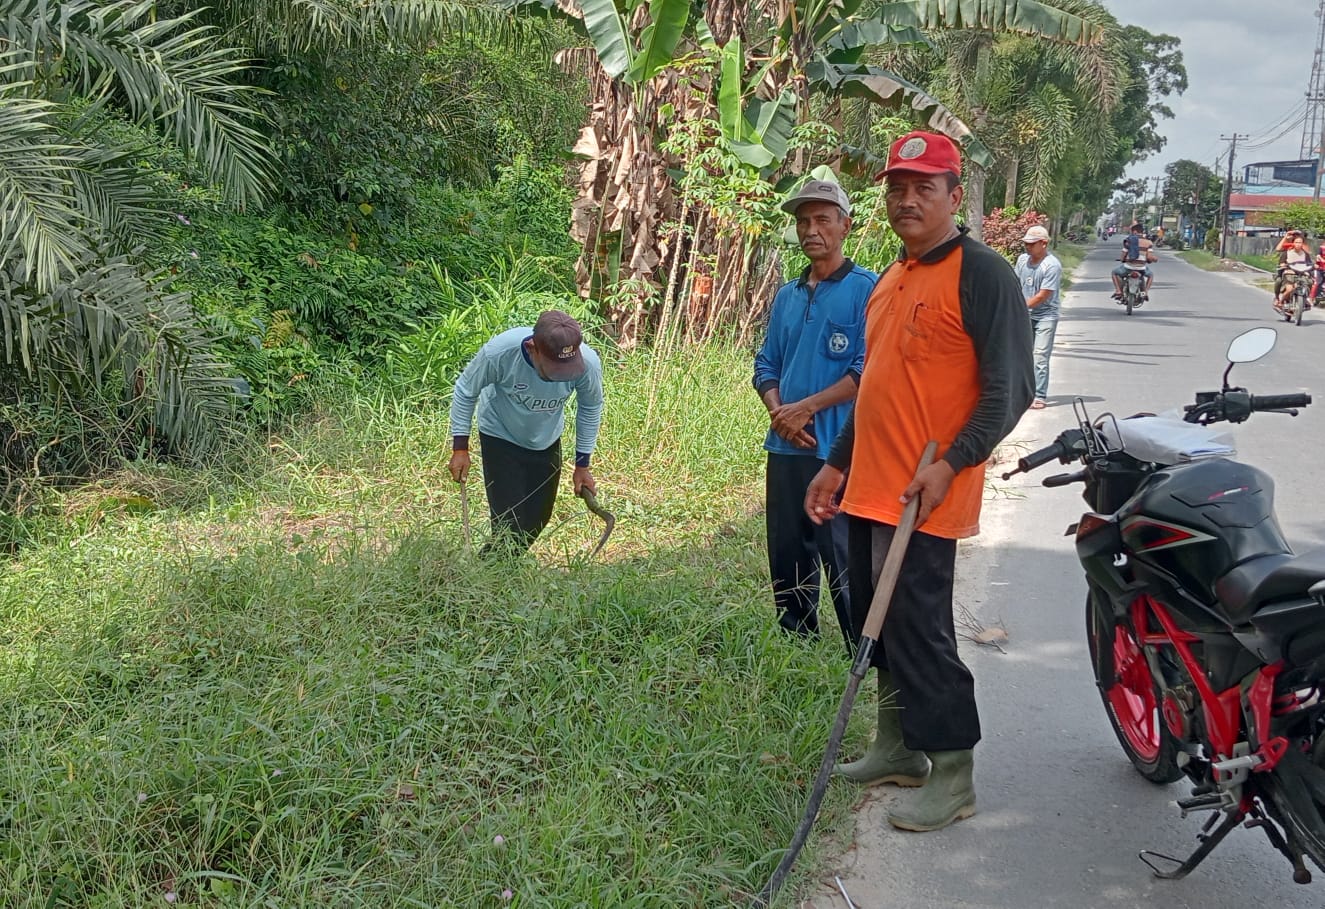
[826,233,1034,539]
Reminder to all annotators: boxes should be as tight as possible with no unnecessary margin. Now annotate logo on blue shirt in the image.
[828,331,849,354]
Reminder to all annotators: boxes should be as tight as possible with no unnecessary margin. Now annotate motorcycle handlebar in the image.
[1251,393,1312,411]
[1017,438,1072,473]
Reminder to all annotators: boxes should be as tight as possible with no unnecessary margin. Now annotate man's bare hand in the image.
[572,466,596,496]
[770,400,816,449]
[804,465,846,525]
[900,460,957,527]
[449,450,471,483]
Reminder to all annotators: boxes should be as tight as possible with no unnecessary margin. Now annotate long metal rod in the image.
[459,483,472,551]
[753,440,939,907]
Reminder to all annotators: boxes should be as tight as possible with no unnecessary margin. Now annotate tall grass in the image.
[0,343,864,907]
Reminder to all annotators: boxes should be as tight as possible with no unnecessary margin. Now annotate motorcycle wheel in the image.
[1085,596,1183,783]
[1261,745,1325,873]
[1298,298,1306,326]
[1125,297,1133,316]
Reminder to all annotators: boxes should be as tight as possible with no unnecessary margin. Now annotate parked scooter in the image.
[1004,327,1325,883]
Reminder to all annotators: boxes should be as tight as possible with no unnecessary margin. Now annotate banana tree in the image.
[507,0,1002,345]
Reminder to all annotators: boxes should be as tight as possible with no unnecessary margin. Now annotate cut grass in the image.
[0,344,865,907]
[1177,248,1277,292]
[1234,253,1277,273]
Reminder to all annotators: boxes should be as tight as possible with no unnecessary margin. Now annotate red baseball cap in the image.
[878,131,963,180]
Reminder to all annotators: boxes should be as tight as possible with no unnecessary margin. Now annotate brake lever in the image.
[1263,408,1300,417]
[1043,470,1088,488]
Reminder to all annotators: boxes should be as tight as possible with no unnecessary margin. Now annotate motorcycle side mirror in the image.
[1226,327,1277,364]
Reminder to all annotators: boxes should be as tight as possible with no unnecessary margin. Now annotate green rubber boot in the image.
[833,673,930,787]
[887,749,976,832]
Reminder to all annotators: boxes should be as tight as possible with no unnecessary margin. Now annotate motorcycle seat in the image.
[1214,552,1325,624]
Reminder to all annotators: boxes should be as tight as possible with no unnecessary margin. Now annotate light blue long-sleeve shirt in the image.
[450,327,604,459]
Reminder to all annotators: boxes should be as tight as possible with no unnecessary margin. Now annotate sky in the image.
[1100,0,1325,185]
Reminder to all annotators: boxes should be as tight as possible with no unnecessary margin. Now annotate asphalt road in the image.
[808,243,1325,909]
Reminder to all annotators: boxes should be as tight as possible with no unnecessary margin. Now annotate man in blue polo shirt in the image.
[754,180,877,646]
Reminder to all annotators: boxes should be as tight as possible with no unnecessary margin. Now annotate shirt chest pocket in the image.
[825,320,858,360]
[901,305,943,362]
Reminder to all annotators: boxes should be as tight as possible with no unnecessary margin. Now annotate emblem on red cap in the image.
[898,137,927,160]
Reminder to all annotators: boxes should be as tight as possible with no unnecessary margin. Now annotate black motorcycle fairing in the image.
[1119,460,1292,610]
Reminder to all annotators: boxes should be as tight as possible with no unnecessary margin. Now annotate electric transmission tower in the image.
[1302,0,1325,159]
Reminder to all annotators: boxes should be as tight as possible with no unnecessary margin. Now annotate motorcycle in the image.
[1280,262,1313,326]
[1119,262,1148,315]
[1003,327,1325,883]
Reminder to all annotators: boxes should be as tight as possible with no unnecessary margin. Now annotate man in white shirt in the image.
[1014,225,1063,410]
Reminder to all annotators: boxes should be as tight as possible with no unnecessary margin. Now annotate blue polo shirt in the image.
[753,258,877,460]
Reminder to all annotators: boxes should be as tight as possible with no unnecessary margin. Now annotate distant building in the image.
[1228,158,1325,234]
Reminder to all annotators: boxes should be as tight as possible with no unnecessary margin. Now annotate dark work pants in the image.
[847,515,980,752]
[479,432,561,555]
[766,453,852,652]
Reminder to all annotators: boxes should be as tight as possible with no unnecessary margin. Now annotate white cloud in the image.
[1100,0,1323,179]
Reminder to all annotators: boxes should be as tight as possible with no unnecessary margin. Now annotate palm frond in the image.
[66,145,175,250]
[1018,83,1074,208]
[47,3,276,209]
[0,90,89,293]
[187,0,533,58]
[0,245,242,460]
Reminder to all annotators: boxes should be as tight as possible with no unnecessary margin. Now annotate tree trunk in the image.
[965,164,988,243]
[962,39,994,243]
[1004,155,1019,208]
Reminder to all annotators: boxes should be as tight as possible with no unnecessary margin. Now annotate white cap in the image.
[1022,225,1051,243]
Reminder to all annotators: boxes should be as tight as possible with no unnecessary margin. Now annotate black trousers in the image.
[847,515,980,752]
[765,453,852,651]
[479,432,561,554]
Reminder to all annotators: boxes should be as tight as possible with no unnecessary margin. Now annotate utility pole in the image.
[1304,0,1325,200]
[1153,176,1167,231]
[1219,134,1249,257]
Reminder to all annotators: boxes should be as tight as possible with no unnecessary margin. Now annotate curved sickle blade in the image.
[577,487,615,557]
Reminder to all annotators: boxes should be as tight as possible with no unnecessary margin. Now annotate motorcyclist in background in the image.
[1111,223,1154,302]
[1311,242,1325,304]
[1275,233,1312,314]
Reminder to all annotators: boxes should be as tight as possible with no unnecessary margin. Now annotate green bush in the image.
[266,32,585,231]
[1205,228,1220,252]
[160,213,437,419]
[382,159,578,285]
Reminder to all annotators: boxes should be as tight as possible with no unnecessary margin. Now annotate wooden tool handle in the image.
[860,440,939,642]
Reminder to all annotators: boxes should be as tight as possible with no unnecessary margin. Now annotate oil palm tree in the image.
[0,0,277,461]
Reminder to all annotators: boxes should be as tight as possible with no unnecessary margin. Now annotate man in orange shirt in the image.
[805,131,1033,832]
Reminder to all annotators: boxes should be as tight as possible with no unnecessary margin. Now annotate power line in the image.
[1243,102,1309,149]
[1246,100,1309,146]
[1243,110,1310,152]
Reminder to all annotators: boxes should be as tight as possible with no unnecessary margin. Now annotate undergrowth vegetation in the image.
[0,344,862,907]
